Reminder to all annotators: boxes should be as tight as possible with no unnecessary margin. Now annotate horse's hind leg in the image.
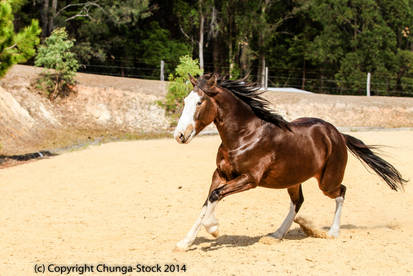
[270,184,304,239]
[327,185,346,237]
[317,155,347,238]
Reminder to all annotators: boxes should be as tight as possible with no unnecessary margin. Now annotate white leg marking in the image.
[327,196,344,238]
[202,201,219,236]
[176,201,219,250]
[175,205,206,250]
[271,201,296,239]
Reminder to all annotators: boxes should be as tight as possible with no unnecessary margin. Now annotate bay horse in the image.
[173,73,406,251]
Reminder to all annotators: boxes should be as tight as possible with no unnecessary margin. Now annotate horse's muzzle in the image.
[174,125,195,144]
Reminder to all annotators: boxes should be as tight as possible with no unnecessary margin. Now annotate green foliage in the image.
[34,28,79,99]
[309,0,395,93]
[10,0,413,96]
[230,63,241,80]
[161,55,203,117]
[0,0,40,77]
[67,0,152,66]
[139,21,191,75]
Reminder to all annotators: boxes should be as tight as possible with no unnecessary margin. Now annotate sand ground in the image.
[0,131,412,275]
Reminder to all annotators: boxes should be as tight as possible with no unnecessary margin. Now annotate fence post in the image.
[265,67,268,90]
[160,60,165,81]
[366,72,371,96]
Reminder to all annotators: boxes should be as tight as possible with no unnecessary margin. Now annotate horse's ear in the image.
[201,73,219,97]
[208,73,218,88]
[198,73,219,97]
[188,74,197,87]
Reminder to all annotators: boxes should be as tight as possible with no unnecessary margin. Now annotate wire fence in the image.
[78,62,413,97]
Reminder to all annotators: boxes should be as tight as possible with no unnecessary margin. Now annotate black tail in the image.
[344,134,407,191]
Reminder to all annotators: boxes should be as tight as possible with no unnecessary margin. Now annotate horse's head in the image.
[174,74,220,144]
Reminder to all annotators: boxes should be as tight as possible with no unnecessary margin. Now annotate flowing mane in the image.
[216,77,291,130]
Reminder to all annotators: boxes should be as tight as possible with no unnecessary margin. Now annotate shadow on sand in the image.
[190,222,399,252]
[193,227,308,252]
[322,223,400,230]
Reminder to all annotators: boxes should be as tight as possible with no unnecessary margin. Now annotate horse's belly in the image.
[258,166,317,189]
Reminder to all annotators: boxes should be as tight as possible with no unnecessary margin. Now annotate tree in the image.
[11,0,413,96]
[65,0,153,76]
[139,21,191,77]
[174,0,216,71]
[34,27,79,99]
[0,0,40,77]
[161,55,203,117]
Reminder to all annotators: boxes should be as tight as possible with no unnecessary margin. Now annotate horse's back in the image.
[289,117,344,144]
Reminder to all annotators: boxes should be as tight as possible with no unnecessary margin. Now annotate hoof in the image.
[326,230,339,239]
[173,246,188,252]
[173,240,189,252]
[259,235,282,245]
[210,230,219,238]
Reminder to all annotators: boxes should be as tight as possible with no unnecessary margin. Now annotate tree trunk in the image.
[228,12,234,78]
[48,0,58,35]
[259,54,266,88]
[198,0,204,70]
[41,0,49,38]
[257,30,266,87]
[240,41,250,77]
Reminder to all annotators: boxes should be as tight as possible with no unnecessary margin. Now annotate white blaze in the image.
[174,91,201,143]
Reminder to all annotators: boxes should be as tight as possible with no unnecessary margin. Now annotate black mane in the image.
[216,77,291,130]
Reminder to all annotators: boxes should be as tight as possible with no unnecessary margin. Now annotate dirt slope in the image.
[0,65,170,155]
[0,131,411,275]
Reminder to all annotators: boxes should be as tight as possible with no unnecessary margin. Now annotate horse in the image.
[173,73,406,251]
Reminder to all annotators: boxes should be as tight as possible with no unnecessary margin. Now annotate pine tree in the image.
[0,0,41,77]
[34,27,79,99]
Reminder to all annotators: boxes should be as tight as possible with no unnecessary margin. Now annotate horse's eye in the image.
[197,101,202,106]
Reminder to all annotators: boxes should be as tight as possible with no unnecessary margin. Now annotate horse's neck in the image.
[213,92,263,150]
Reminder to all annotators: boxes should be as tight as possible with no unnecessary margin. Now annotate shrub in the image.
[34,28,79,99]
[161,55,203,118]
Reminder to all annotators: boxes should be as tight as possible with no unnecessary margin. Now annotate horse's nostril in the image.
[178,133,186,142]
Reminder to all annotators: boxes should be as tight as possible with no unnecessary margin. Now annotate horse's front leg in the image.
[202,170,224,237]
[209,173,256,201]
[175,170,224,251]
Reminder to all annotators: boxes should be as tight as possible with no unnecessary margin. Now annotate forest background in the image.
[7,0,413,96]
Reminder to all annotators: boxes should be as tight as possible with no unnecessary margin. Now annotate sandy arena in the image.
[0,130,412,275]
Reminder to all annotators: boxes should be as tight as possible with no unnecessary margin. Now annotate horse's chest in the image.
[218,144,271,180]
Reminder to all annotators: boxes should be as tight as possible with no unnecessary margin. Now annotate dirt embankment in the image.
[1,65,413,155]
[0,65,170,155]
[265,92,413,128]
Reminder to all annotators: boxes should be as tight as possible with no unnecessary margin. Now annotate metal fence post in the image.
[367,72,371,96]
[265,67,268,90]
[160,60,165,81]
